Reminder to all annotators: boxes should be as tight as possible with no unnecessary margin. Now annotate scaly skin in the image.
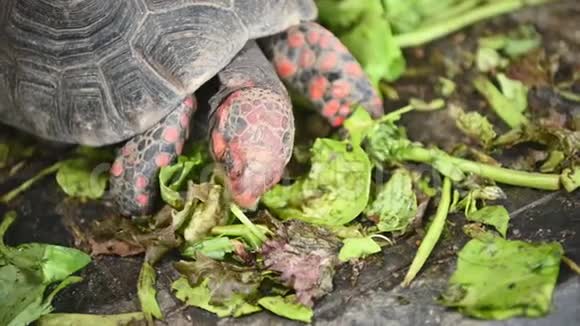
[109,96,195,216]
[211,87,293,208]
[263,22,383,125]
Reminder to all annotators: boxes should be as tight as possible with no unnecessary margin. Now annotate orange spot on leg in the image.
[322,99,340,117]
[320,53,338,72]
[163,127,180,143]
[111,160,124,177]
[331,80,351,99]
[309,76,328,101]
[135,176,149,189]
[288,31,305,48]
[155,152,172,167]
[275,57,297,78]
[136,194,149,207]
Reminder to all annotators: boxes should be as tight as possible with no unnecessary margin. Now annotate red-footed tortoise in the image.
[0,0,383,217]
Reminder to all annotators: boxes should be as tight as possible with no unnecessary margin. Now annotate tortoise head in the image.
[210,88,294,208]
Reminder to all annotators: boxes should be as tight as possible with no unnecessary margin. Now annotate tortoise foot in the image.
[109,96,196,217]
[210,87,294,208]
[265,22,384,126]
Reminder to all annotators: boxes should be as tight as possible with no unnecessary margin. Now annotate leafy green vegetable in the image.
[473,75,529,129]
[476,47,508,72]
[466,205,510,238]
[560,167,580,192]
[403,177,452,286]
[210,224,270,250]
[183,184,227,244]
[437,77,456,97]
[230,204,268,243]
[172,277,261,318]
[138,261,162,320]
[366,169,418,233]
[159,143,210,209]
[258,295,314,323]
[317,0,405,84]
[451,105,496,147]
[0,139,36,169]
[479,25,541,58]
[338,237,382,262]
[37,312,146,326]
[181,237,234,260]
[0,212,91,326]
[440,237,563,319]
[56,158,108,200]
[262,138,371,226]
[339,12,406,84]
[539,150,564,173]
[343,107,374,146]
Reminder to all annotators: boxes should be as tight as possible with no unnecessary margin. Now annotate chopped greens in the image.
[262,138,371,226]
[138,261,162,320]
[440,237,563,319]
[258,295,313,323]
[37,313,146,326]
[338,237,382,262]
[366,169,418,233]
[466,205,510,238]
[0,212,91,326]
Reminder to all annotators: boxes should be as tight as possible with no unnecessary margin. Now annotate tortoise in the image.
[0,0,383,217]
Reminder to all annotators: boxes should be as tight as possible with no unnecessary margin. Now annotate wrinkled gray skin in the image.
[0,0,316,146]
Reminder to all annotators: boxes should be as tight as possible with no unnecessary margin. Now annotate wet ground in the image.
[1,1,579,325]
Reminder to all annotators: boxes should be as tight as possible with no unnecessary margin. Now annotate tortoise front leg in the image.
[209,41,294,208]
[262,22,383,126]
[109,96,196,217]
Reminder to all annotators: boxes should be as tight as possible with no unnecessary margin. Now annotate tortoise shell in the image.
[0,0,316,145]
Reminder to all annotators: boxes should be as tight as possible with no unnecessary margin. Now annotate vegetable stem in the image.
[394,0,556,47]
[400,147,560,190]
[402,177,452,286]
[0,161,63,203]
[230,204,268,242]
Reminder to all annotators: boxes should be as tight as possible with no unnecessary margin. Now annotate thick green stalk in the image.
[394,0,557,47]
[400,147,560,190]
[402,177,452,286]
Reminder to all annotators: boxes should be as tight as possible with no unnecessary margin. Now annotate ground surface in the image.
[0,1,579,325]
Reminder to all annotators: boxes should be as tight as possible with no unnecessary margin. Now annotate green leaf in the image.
[258,295,313,323]
[172,277,261,318]
[339,13,406,84]
[262,139,372,226]
[56,158,108,200]
[409,98,445,111]
[181,237,234,260]
[560,167,580,192]
[343,107,374,146]
[338,237,381,262]
[0,212,91,326]
[182,184,227,244]
[497,73,528,113]
[366,169,418,232]
[440,237,563,319]
[37,312,146,326]
[476,47,508,72]
[466,205,510,238]
[159,143,210,209]
[539,150,565,173]
[451,105,497,147]
[473,75,529,129]
[138,262,162,320]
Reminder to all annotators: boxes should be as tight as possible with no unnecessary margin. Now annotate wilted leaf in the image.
[451,105,496,147]
[138,262,162,320]
[262,220,340,306]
